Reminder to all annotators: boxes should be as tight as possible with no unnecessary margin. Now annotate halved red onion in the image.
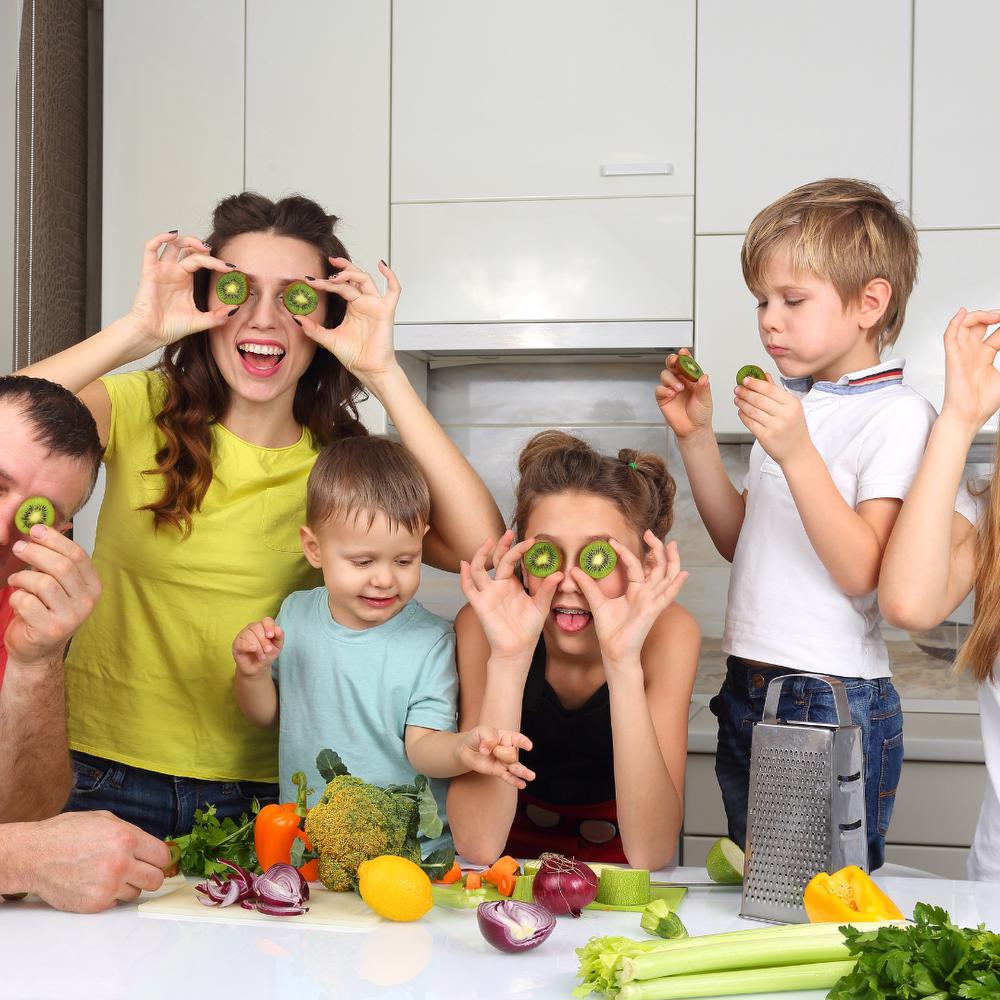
[253,901,308,917]
[477,900,555,953]
[195,862,308,915]
[532,853,598,917]
[253,864,307,908]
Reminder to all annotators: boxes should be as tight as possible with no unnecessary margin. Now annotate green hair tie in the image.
[628,461,637,469]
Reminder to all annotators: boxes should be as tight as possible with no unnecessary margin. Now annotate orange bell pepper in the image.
[254,771,318,881]
[803,865,903,922]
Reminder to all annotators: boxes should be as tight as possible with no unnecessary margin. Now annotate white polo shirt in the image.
[955,479,1000,883]
[722,359,936,678]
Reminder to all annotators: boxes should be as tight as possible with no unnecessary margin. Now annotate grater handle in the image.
[761,673,853,727]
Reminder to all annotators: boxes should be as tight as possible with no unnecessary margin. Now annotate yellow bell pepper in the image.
[803,865,903,922]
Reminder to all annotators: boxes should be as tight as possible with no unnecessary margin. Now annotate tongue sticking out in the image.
[555,610,591,634]
[241,349,283,371]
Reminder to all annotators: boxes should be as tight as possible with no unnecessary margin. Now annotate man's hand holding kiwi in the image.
[6,523,102,669]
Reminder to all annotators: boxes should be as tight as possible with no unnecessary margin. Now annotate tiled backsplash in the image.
[414,360,987,707]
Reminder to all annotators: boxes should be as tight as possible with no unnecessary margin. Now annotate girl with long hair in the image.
[447,430,699,869]
[879,306,1000,882]
[20,192,503,838]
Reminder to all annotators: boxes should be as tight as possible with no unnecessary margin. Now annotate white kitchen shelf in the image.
[394,320,691,364]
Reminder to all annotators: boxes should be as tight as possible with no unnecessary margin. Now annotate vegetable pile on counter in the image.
[574,920,902,999]
[195,861,308,917]
[292,749,454,890]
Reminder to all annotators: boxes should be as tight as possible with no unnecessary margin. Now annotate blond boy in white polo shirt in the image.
[656,178,936,870]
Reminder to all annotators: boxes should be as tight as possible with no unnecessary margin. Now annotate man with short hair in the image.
[0,376,170,911]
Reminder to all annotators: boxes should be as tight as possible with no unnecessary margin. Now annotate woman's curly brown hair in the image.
[143,192,368,535]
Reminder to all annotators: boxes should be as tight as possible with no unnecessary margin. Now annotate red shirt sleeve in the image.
[0,586,15,691]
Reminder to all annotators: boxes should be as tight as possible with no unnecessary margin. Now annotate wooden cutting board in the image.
[138,879,381,932]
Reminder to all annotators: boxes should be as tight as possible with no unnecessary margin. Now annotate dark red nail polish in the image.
[227,306,240,317]
[304,275,315,281]
[292,317,302,327]
[168,229,178,234]
[226,263,237,269]
[379,259,387,267]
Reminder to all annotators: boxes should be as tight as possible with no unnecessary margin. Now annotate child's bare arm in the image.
[657,353,746,560]
[404,725,534,785]
[232,618,282,728]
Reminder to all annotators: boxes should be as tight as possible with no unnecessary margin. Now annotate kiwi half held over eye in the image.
[524,540,562,578]
[283,281,318,316]
[736,364,766,385]
[215,270,249,306]
[15,496,56,534]
[579,540,617,580]
[676,355,703,383]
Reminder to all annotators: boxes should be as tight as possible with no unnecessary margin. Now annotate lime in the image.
[357,855,433,922]
[706,836,745,884]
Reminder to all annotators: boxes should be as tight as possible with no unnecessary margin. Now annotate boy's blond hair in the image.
[306,436,430,533]
[741,178,918,353]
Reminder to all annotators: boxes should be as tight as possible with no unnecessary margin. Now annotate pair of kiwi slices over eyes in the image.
[523,539,618,580]
[15,496,56,534]
[214,272,319,317]
[736,364,766,385]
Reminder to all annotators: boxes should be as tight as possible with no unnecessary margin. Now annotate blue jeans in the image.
[65,751,279,841]
[709,658,903,871]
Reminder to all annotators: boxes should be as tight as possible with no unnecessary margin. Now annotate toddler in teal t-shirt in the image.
[232,436,532,837]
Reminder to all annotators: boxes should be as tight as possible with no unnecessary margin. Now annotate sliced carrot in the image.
[483,855,520,886]
[496,871,517,897]
[465,871,482,890]
[433,860,462,885]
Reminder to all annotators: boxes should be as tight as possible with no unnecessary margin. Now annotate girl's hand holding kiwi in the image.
[126,232,238,352]
[232,617,284,676]
[655,350,714,441]
[459,531,562,664]
[571,532,688,673]
[293,258,402,389]
[939,307,1000,433]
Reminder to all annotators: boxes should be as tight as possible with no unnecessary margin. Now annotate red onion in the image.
[531,853,598,917]
[253,863,308,907]
[194,862,309,915]
[477,900,555,953]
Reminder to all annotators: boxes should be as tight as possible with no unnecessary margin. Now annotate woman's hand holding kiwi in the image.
[655,350,714,441]
[459,531,562,664]
[571,532,688,673]
[294,258,402,389]
[939,307,1000,433]
[127,232,238,351]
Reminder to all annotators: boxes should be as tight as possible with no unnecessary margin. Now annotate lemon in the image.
[357,855,433,922]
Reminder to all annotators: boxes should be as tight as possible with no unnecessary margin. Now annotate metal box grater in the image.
[740,674,868,924]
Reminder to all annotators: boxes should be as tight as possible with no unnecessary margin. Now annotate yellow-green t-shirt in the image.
[67,370,322,782]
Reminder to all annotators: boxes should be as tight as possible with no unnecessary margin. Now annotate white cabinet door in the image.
[393,197,693,324]
[245,0,390,278]
[912,2,1000,228]
[693,235,771,436]
[896,229,1000,430]
[391,0,695,201]
[696,0,912,235]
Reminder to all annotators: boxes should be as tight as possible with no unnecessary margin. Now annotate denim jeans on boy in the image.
[65,750,279,841]
[710,657,903,871]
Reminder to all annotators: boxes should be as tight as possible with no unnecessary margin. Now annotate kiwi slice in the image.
[595,867,651,907]
[579,540,617,580]
[15,496,56,534]
[736,364,766,385]
[283,280,318,316]
[215,270,249,306]
[524,540,562,578]
[676,354,704,383]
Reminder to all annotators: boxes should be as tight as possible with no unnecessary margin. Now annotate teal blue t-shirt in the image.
[272,587,457,848]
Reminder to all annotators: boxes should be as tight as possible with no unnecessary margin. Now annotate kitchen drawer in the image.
[391,197,693,324]
[889,760,986,847]
[683,753,728,837]
[883,844,971,881]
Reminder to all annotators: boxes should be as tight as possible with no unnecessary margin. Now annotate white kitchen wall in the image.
[0,1,19,374]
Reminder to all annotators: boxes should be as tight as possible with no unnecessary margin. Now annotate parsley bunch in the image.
[169,801,262,878]
[829,902,1000,999]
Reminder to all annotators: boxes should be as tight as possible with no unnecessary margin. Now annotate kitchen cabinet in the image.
[693,235,771,437]
[912,2,1000,229]
[896,229,1000,430]
[695,0,912,235]
[391,0,694,202]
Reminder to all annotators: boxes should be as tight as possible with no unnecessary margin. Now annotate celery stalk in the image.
[616,959,858,999]
[621,932,851,982]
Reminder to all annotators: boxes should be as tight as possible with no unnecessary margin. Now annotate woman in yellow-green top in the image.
[21,193,504,839]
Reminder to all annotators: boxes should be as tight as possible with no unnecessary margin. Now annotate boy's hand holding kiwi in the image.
[655,350,714,441]
[232,617,284,676]
[458,725,536,789]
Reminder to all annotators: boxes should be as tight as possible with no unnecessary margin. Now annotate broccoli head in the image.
[304,775,421,892]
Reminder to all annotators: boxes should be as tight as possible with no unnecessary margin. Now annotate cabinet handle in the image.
[599,163,674,177]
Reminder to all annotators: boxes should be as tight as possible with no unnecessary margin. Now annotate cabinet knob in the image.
[599,163,674,177]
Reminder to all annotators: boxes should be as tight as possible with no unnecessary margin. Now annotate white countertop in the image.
[2,867,998,1000]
